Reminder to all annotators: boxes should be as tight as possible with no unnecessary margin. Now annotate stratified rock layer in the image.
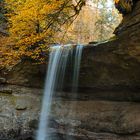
[0,1,140,140]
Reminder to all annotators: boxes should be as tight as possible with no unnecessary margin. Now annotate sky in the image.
[87,0,114,8]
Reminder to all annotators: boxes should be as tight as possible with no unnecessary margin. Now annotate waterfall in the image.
[66,45,83,140]
[72,45,83,92]
[36,44,83,140]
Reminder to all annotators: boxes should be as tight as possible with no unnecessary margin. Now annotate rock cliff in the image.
[0,1,140,140]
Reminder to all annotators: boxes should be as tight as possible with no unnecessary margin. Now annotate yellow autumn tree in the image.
[5,0,85,62]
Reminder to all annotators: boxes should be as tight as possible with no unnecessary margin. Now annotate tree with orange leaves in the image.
[5,0,85,63]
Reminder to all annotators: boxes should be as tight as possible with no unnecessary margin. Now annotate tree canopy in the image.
[0,0,85,66]
[0,0,121,68]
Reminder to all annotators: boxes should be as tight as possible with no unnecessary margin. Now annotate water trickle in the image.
[72,45,83,93]
[36,44,83,140]
[65,45,83,140]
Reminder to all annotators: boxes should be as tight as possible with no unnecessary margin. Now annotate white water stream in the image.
[37,44,83,140]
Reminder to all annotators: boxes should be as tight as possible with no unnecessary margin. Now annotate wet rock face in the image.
[0,1,140,140]
[5,61,47,88]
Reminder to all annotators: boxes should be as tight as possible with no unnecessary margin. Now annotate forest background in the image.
[0,0,122,68]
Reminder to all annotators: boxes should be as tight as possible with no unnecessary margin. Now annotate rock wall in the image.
[0,1,140,140]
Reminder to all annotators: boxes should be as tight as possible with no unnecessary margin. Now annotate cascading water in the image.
[66,45,83,140]
[72,45,83,92]
[36,44,83,140]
